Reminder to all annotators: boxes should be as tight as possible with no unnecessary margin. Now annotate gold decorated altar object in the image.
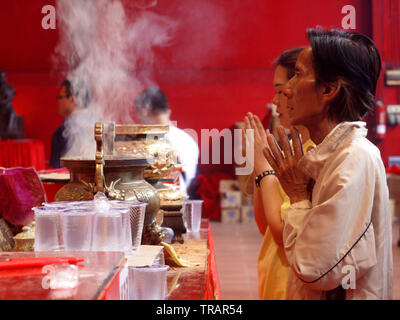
[54,123,162,244]
[53,122,186,245]
[114,124,177,182]
[13,222,35,252]
[114,124,187,243]
[0,218,15,252]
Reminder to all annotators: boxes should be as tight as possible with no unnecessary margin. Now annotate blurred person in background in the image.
[135,88,199,195]
[50,79,92,168]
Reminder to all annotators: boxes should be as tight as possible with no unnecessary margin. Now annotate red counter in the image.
[167,219,221,300]
[0,220,219,300]
[0,251,127,300]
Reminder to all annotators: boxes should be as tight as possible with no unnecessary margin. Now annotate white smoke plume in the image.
[54,0,177,159]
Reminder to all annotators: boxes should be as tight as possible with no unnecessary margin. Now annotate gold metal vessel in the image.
[54,123,163,244]
[13,222,35,252]
[114,124,177,181]
[53,123,186,244]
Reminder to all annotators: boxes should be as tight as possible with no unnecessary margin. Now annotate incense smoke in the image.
[54,0,228,160]
[54,0,177,159]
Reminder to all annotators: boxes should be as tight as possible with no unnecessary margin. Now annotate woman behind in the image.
[243,47,313,299]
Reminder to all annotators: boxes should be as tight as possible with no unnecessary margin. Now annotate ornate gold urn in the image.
[113,124,188,242]
[113,124,177,181]
[113,124,186,206]
[53,122,188,244]
[13,222,35,252]
[55,123,164,244]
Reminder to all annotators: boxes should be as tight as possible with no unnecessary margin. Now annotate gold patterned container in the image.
[55,157,160,229]
[13,222,35,252]
[113,124,177,181]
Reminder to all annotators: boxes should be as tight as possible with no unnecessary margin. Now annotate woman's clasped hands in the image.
[243,112,273,177]
[263,125,311,204]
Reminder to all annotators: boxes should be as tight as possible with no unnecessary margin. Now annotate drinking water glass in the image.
[109,201,147,252]
[111,206,133,255]
[60,208,95,251]
[91,210,124,252]
[34,207,62,252]
[128,203,147,250]
[183,200,203,232]
[129,264,169,300]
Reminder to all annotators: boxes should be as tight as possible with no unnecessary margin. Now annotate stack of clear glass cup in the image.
[34,193,147,256]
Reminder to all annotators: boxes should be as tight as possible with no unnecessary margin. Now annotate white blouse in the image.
[283,121,393,300]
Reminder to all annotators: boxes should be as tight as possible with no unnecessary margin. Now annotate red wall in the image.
[372,0,400,166]
[0,0,372,165]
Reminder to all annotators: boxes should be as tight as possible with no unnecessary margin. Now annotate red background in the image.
[0,0,399,166]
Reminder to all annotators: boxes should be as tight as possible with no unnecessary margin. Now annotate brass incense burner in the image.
[54,122,186,245]
[114,124,186,204]
[55,123,163,244]
[113,124,187,242]
[114,124,177,181]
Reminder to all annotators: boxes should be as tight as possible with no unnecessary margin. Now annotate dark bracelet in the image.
[255,170,276,187]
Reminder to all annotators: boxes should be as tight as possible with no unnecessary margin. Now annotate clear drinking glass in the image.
[60,208,95,251]
[128,203,147,250]
[43,201,91,208]
[111,206,133,255]
[129,264,169,300]
[183,200,203,232]
[91,210,124,252]
[109,201,147,252]
[34,207,62,252]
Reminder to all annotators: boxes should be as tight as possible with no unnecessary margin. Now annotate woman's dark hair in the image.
[135,87,169,114]
[61,79,92,109]
[274,47,305,79]
[306,28,382,122]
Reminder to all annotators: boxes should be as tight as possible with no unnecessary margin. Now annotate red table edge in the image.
[97,256,127,300]
[204,221,221,300]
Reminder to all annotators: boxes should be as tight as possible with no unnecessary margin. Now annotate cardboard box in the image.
[241,205,255,223]
[220,191,242,208]
[221,208,241,223]
[219,179,239,193]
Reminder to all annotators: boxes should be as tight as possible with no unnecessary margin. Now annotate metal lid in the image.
[60,156,154,169]
[115,124,169,135]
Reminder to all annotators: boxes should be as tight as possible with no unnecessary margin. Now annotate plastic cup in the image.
[43,201,92,208]
[129,264,169,300]
[60,208,95,251]
[183,200,203,232]
[111,206,134,255]
[91,210,124,252]
[42,203,69,210]
[110,201,147,251]
[128,203,147,250]
[34,207,62,252]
